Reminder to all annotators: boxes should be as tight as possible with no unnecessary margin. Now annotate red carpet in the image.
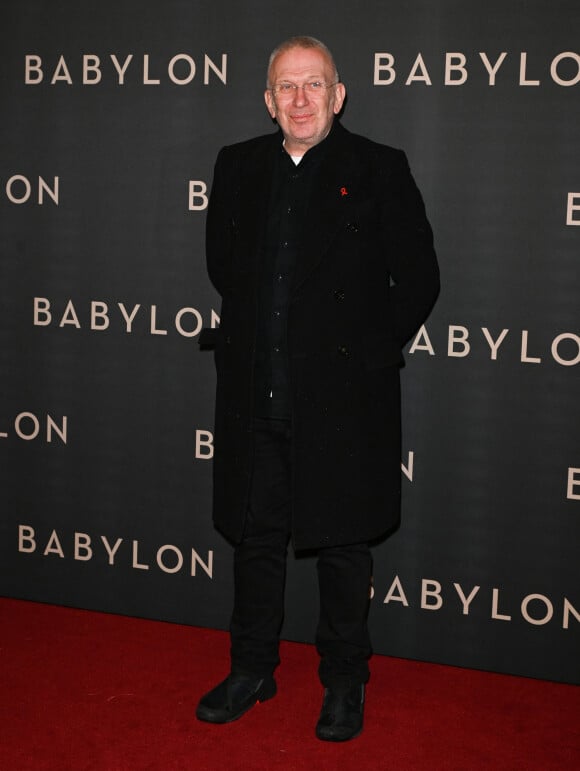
[1,598,578,770]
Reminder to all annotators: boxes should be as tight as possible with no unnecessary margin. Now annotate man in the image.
[196,36,439,741]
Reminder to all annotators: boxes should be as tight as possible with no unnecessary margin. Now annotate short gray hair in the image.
[266,36,339,87]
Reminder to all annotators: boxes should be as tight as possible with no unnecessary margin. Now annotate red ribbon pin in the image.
[340,186,348,196]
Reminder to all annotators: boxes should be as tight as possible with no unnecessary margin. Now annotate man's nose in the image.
[292,84,309,105]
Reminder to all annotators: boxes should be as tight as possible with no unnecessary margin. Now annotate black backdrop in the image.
[1,0,579,684]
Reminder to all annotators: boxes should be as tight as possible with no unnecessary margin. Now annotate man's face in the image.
[264,46,346,156]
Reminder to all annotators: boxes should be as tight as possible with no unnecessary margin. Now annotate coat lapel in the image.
[291,123,364,294]
[235,132,279,265]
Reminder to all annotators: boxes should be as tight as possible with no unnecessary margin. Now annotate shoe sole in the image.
[315,725,363,742]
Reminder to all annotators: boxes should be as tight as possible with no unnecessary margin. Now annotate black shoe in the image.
[196,673,277,724]
[315,683,365,742]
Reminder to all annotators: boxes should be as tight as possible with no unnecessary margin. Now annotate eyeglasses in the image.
[270,80,338,97]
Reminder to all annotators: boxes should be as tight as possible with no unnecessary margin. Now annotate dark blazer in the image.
[205,120,439,550]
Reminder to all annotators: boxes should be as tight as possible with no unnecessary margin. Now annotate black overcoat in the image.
[205,121,439,550]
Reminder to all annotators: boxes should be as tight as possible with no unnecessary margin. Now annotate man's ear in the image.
[264,89,276,119]
[333,83,346,115]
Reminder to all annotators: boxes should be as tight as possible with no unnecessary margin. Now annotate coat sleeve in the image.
[381,149,440,347]
[205,146,235,298]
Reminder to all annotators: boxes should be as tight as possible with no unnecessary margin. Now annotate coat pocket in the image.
[198,327,221,349]
[362,334,403,370]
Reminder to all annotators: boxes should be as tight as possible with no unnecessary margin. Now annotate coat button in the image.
[225,335,231,344]
[338,344,350,357]
[334,289,345,301]
[346,222,359,232]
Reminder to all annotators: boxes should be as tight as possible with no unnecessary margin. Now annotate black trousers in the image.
[230,417,372,686]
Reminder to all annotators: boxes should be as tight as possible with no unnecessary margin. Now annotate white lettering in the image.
[454,583,480,615]
[406,54,432,86]
[14,412,40,441]
[51,55,73,85]
[191,549,213,578]
[157,545,184,574]
[44,530,65,558]
[6,175,58,205]
[110,54,133,84]
[550,52,580,86]
[91,301,110,331]
[132,540,149,570]
[74,532,93,561]
[567,468,580,500]
[551,333,580,366]
[563,598,580,629]
[521,594,554,625]
[479,52,507,85]
[59,300,81,329]
[101,536,123,565]
[567,193,580,225]
[168,54,196,85]
[383,575,409,606]
[445,53,467,85]
[482,327,509,360]
[448,325,470,357]
[18,525,36,553]
[25,54,43,84]
[373,53,396,85]
[176,307,202,337]
[409,324,435,355]
[118,303,140,332]
[7,413,67,443]
[34,297,52,326]
[150,305,168,335]
[421,579,442,610]
[188,180,208,211]
[204,54,227,84]
[521,330,541,363]
[38,176,59,205]
[196,430,214,459]
[143,54,160,85]
[491,587,512,620]
[47,415,67,444]
[519,52,540,86]
[5,175,31,204]
[401,451,414,482]
[83,54,102,85]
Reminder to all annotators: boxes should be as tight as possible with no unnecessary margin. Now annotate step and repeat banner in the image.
[1,1,578,684]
